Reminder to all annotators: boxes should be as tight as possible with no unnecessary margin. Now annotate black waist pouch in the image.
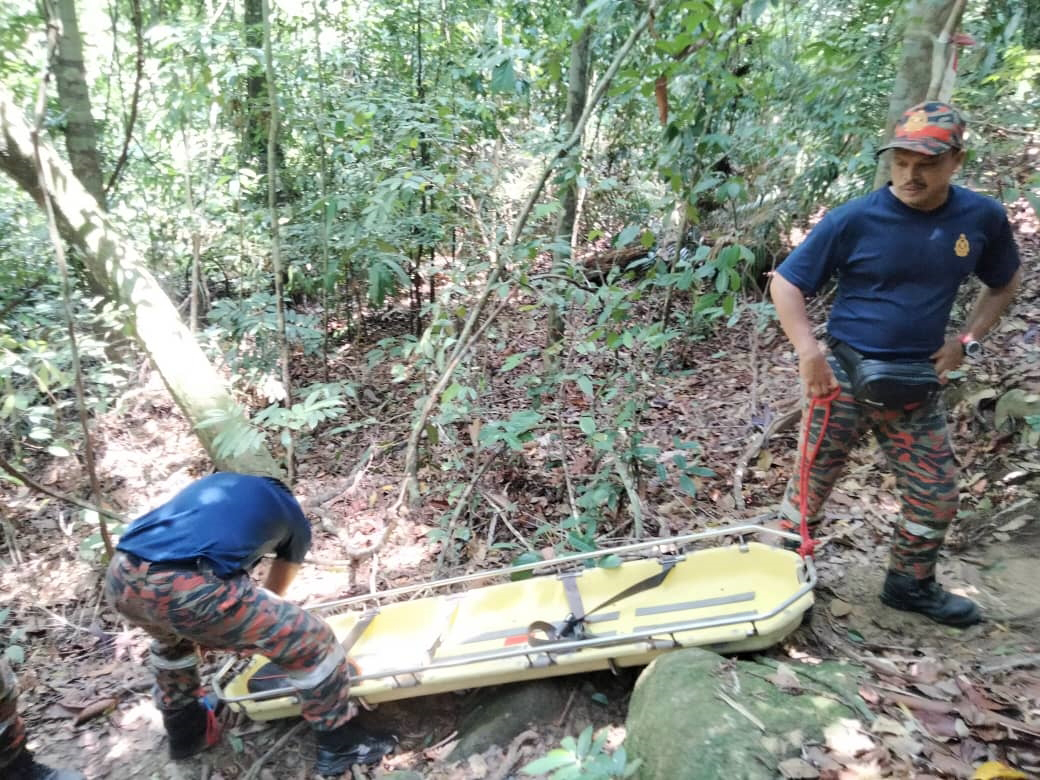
[829,340,940,410]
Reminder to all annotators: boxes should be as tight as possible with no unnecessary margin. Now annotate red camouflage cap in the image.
[877,101,965,156]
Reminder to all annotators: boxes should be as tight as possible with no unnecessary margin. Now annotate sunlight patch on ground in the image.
[824,717,875,757]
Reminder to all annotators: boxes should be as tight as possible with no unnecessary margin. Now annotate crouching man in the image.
[104,472,394,776]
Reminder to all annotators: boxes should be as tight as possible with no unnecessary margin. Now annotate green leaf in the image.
[575,725,593,758]
[614,225,640,248]
[510,551,542,581]
[500,352,527,372]
[590,691,609,706]
[679,473,697,497]
[491,59,517,94]
[579,416,596,435]
[46,445,71,458]
[521,750,576,775]
[576,375,594,398]
[598,554,622,569]
[4,645,24,665]
[441,382,463,403]
[1025,189,1040,220]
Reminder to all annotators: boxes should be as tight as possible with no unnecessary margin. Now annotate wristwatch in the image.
[960,332,982,358]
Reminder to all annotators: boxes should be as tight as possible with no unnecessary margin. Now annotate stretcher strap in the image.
[528,560,676,645]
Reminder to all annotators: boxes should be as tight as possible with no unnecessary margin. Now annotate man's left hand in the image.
[931,336,964,382]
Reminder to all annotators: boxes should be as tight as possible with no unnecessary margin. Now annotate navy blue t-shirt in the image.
[777,185,1020,360]
[117,473,311,578]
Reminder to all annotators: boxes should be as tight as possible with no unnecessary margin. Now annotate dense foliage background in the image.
[1,0,1037,555]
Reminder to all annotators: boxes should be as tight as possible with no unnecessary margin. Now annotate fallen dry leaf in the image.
[829,599,852,618]
[971,760,1029,780]
[823,718,875,757]
[778,757,820,778]
[769,662,802,693]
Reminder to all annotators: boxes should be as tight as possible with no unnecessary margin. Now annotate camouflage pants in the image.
[779,355,958,579]
[0,658,27,769]
[104,552,354,731]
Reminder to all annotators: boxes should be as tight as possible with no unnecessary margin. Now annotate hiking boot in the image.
[4,748,85,779]
[162,696,222,760]
[879,570,982,627]
[314,721,397,777]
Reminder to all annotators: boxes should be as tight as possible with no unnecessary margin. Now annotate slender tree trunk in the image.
[182,128,204,332]
[244,0,267,168]
[872,0,963,189]
[52,0,107,208]
[262,0,294,481]
[312,0,333,382]
[0,88,280,476]
[547,0,592,347]
[413,0,430,336]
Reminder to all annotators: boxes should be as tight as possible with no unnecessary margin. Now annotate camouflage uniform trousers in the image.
[779,355,959,579]
[0,658,27,769]
[104,552,355,731]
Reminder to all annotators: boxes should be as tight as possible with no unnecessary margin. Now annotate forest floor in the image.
[2,201,1039,780]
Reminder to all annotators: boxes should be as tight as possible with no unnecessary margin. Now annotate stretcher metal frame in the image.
[212,524,815,717]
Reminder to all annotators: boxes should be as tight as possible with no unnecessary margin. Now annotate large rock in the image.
[449,680,568,760]
[625,648,864,779]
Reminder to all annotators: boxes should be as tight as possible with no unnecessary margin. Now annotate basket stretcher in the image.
[213,525,814,720]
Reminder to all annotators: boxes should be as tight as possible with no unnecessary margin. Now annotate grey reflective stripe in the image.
[902,520,947,540]
[634,591,755,616]
[287,643,345,690]
[150,652,198,671]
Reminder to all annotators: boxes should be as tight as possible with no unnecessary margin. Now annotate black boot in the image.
[162,698,221,760]
[880,570,982,627]
[314,722,397,777]
[4,748,85,779]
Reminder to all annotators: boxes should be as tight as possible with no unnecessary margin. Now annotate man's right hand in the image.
[799,348,840,398]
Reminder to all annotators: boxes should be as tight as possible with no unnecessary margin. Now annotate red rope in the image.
[796,387,840,558]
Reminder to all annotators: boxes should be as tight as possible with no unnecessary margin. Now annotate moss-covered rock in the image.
[625,648,864,780]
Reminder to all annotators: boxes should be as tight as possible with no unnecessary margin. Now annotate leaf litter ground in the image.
[1,212,1038,779]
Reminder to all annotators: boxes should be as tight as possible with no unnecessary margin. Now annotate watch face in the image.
[964,340,982,358]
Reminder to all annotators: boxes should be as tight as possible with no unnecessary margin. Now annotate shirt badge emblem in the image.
[955,233,970,257]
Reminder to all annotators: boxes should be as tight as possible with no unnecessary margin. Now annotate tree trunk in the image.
[547,0,592,347]
[872,0,963,189]
[53,0,107,208]
[0,89,281,476]
[262,0,295,481]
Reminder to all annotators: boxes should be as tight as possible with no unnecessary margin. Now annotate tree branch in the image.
[104,0,143,197]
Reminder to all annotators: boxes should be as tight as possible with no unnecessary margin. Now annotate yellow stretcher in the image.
[213,525,814,721]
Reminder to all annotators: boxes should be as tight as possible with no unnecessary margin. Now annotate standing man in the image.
[770,101,1021,627]
[1,659,84,779]
[104,472,395,776]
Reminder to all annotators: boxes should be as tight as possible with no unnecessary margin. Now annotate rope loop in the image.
[796,386,839,558]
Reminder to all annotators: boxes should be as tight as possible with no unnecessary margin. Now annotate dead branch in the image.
[0,446,122,522]
[487,729,540,780]
[32,12,113,558]
[241,721,307,780]
[436,443,506,572]
[731,403,801,507]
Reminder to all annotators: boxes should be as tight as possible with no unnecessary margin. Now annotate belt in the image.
[123,551,209,572]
